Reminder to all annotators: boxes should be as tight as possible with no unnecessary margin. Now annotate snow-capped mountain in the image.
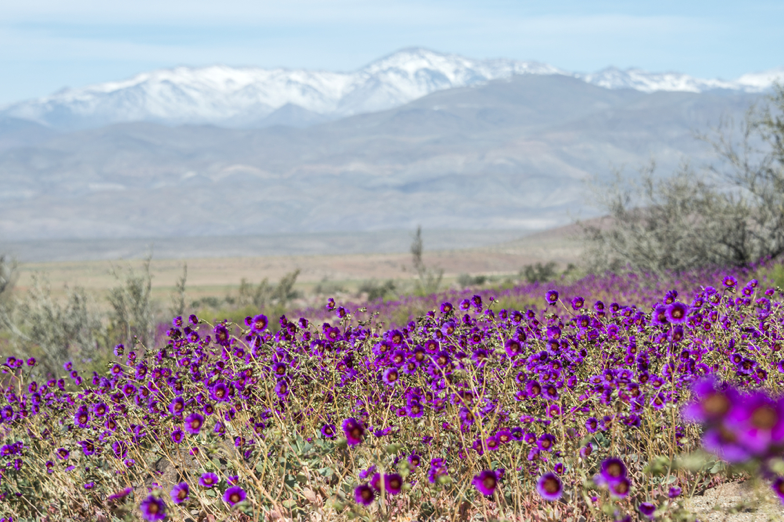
[577,66,784,93]
[1,48,781,130]
[734,67,784,92]
[0,49,564,129]
[575,67,738,93]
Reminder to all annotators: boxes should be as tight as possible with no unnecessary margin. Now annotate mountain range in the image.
[0,67,764,243]
[1,48,782,130]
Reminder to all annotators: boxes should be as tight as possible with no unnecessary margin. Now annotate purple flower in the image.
[427,461,448,484]
[354,484,375,505]
[108,487,133,500]
[485,435,500,451]
[598,458,627,484]
[546,290,559,304]
[359,465,376,481]
[537,433,556,452]
[214,324,230,346]
[669,486,682,498]
[459,407,475,425]
[139,495,166,521]
[184,412,205,435]
[74,407,90,428]
[210,381,230,402]
[171,482,189,504]
[250,314,268,333]
[271,362,287,376]
[78,440,95,456]
[370,472,383,492]
[274,380,290,399]
[171,428,184,444]
[406,401,424,418]
[496,429,513,445]
[91,402,108,417]
[772,477,784,503]
[408,453,422,468]
[542,383,559,400]
[199,472,219,488]
[526,380,542,397]
[472,470,499,496]
[725,392,784,454]
[504,339,523,357]
[682,378,737,424]
[381,367,400,386]
[223,486,247,506]
[56,448,70,460]
[169,397,185,416]
[651,305,669,326]
[384,473,404,495]
[321,424,336,438]
[342,418,365,446]
[609,477,632,498]
[665,302,689,324]
[639,502,656,519]
[536,472,563,501]
[112,441,128,458]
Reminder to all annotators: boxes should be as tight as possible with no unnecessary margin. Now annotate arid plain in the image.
[12,224,583,302]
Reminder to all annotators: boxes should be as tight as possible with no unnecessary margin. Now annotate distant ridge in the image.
[2,48,782,130]
[0,73,763,242]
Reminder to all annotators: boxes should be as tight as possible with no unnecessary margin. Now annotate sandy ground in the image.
[687,481,784,522]
[13,226,583,298]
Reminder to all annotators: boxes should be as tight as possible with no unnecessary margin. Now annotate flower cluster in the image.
[0,267,782,520]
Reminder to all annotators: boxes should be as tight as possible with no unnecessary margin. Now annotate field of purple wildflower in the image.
[2,265,784,522]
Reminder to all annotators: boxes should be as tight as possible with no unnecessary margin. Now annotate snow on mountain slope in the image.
[1,48,780,130]
[576,67,739,93]
[735,67,784,92]
[1,48,565,129]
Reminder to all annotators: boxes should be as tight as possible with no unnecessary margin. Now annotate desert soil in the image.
[687,481,784,522]
[14,226,583,298]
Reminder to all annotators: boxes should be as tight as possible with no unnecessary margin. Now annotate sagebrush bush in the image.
[584,84,784,275]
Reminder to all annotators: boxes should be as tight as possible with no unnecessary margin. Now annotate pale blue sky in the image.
[1,0,782,105]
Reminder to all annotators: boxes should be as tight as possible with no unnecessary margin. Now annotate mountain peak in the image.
[2,50,781,130]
